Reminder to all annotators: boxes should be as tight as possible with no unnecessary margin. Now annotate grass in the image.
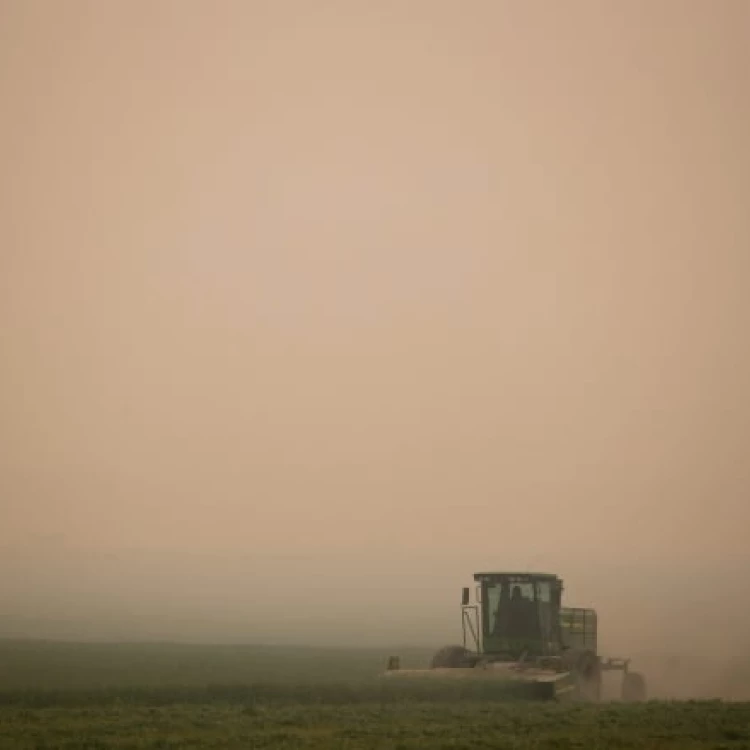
[2,700,749,749]
[0,640,432,689]
[1,640,748,749]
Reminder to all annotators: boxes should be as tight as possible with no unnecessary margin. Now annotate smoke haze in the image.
[1,0,749,696]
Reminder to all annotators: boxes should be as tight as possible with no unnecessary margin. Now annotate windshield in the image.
[486,580,535,638]
[481,578,558,654]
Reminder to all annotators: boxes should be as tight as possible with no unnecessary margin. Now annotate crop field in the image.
[1,640,749,749]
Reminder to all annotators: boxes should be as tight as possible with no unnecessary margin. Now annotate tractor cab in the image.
[465,572,563,659]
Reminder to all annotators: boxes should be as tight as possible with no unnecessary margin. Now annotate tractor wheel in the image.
[621,671,647,702]
[430,644,476,669]
[569,650,602,702]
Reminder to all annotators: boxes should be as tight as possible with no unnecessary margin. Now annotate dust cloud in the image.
[1,1,749,701]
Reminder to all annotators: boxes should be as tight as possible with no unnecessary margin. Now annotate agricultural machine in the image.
[385,571,647,702]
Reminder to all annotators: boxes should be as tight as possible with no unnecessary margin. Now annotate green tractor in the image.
[385,571,646,702]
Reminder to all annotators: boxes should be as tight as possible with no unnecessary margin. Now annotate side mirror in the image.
[461,587,470,606]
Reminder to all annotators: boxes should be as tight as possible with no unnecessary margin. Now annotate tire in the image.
[622,671,647,702]
[430,645,476,669]
[568,650,602,702]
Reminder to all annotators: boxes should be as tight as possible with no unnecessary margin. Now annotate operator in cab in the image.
[507,584,534,637]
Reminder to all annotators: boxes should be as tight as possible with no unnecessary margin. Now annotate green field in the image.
[1,640,748,749]
[0,640,434,690]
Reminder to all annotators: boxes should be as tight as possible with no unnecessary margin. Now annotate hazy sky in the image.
[1,1,749,652]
